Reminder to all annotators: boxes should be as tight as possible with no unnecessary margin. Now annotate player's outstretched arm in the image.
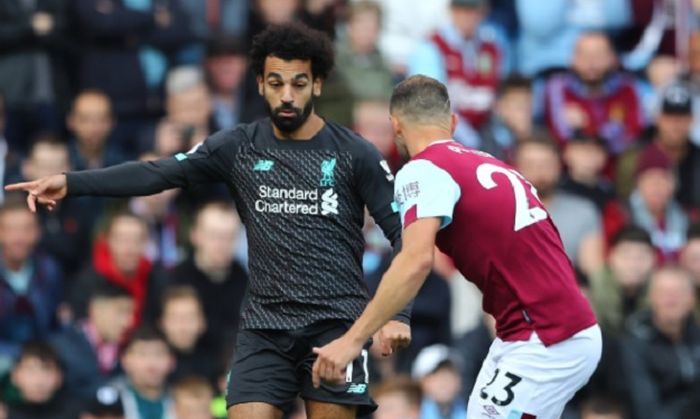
[5,174,67,213]
[312,217,441,387]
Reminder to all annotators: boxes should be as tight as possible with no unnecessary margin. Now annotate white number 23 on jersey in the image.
[476,163,548,232]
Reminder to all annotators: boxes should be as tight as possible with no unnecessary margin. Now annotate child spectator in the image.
[114,326,176,419]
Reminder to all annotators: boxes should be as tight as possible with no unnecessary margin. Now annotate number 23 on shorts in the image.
[479,368,523,407]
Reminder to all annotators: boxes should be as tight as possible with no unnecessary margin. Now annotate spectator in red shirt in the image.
[545,32,646,155]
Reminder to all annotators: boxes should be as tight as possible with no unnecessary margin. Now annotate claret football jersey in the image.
[394,140,596,346]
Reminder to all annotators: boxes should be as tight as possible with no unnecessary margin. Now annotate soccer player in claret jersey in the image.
[313,75,602,419]
[6,23,411,419]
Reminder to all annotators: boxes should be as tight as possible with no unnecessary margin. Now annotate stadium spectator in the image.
[638,54,680,117]
[409,0,508,145]
[623,266,700,419]
[679,224,700,316]
[0,0,69,155]
[67,90,127,170]
[335,1,394,102]
[113,326,175,419]
[589,226,655,335]
[204,36,266,132]
[411,344,465,419]
[377,0,450,75]
[161,202,248,348]
[178,0,249,41]
[159,287,220,386]
[0,341,79,419]
[544,32,646,154]
[479,75,534,161]
[127,153,188,269]
[579,397,627,419]
[617,83,700,210]
[352,100,398,169]
[0,194,63,365]
[452,314,495,402]
[515,0,630,76]
[69,212,158,326]
[162,67,213,149]
[372,375,422,419]
[621,0,680,70]
[628,145,688,261]
[560,134,613,212]
[171,376,214,419]
[50,282,134,399]
[72,0,195,154]
[21,136,98,276]
[513,137,604,275]
[688,31,700,146]
[79,385,125,419]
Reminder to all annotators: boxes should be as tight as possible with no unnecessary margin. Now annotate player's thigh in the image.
[305,399,357,419]
[228,402,284,419]
[226,329,300,414]
[466,327,602,419]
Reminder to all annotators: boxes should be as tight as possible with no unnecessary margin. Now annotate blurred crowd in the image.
[1,0,700,418]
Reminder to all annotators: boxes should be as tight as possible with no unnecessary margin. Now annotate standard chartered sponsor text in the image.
[255,185,328,215]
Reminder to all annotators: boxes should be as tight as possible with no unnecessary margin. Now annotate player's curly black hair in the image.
[250,22,335,80]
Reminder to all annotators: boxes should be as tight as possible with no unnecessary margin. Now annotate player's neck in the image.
[405,127,453,157]
[272,113,325,140]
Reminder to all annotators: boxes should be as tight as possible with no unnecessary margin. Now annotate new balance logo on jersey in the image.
[253,160,274,171]
[346,383,367,394]
[321,189,339,215]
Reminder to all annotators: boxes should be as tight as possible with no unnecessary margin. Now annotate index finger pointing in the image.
[4,181,36,192]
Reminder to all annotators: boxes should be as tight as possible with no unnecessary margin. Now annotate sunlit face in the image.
[258,57,321,134]
[573,34,616,85]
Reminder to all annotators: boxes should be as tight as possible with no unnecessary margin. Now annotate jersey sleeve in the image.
[394,159,461,230]
[67,129,237,197]
[352,140,402,250]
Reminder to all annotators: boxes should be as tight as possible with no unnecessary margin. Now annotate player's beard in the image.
[267,99,314,134]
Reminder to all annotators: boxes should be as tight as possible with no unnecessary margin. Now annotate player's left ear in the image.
[450,113,458,136]
[313,77,323,97]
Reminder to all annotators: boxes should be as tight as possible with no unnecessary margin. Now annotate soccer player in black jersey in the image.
[6,23,410,419]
